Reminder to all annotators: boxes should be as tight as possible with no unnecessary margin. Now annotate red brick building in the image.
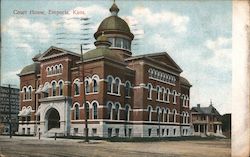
[18,2,192,137]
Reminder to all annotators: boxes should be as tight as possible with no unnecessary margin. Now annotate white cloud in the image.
[16,43,34,56]
[5,17,50,43]
[132,7,189,33]
[204,37,232,69]
[2,69,22,86]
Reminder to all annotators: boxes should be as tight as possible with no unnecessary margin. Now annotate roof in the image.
[94,3,134,39]
[180,76,192,87]
[126,52,183,73]
[192,105,221,116]
[82,47,123,62]
[19,62,40,76]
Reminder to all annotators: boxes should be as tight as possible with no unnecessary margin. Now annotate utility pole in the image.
[80,44,89,142]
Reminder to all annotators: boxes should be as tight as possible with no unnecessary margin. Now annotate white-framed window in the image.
[58,81,63,96]
[113,78,120,94]
[156,86,161,100]
[156,107,161,122]
[173,90,177,104]
[85,79,90,94]
[107,102,113,120]
[166,108,170,122]
[125,104,130,121]
[125,81,131,97]
[107,76,113,93]
[92,102,98,119]
[51,82,56,96]
[114,103,120,120]
[23,87,27,100]
[92,75,100,93]
[73,79,80,96]
[74,103,80,120]
[85,102,90,119]
[172,109,177,123]
[147,105,152,122]
[162,108,165,122]
[147,83,152,99]
[27,86,32,100]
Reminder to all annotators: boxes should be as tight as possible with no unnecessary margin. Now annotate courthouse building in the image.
[18,2,192,137]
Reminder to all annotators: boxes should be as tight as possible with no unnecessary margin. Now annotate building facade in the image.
[0,86,19,134]
[191,103,224,137]
[18,2,192,137]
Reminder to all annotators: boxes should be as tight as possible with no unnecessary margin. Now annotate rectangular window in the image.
[157,129,160,136]
[27,128,30,135]
[92,128,97,136]
[115,128,119,137]
[166,129,169,136]
[129,128,132,137]
[173,129,176,135]
[74,128,78,134]
[162,129,165,136]
[108,128,112,138]
[148,128,152,137]
[22,128,25,134]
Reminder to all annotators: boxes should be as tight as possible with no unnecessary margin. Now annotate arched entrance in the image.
[46,108,60,131]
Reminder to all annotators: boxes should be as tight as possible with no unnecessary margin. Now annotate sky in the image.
[1,0,232,114]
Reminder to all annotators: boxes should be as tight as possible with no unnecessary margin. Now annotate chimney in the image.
[197,104,200,108]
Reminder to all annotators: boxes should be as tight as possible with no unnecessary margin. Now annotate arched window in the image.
[85,103,90,119]
[157,107,161,122]
[75,104,80,120]
[107,77,113,93]
[173,90,177,104]
[28,86,32,99]
[114,103,120,120]
[125,81,131,97]
[55,65,59,74]
[113,78,120,94]
[51,66,55,74]
[93,102,98,119]
[156,86,161,100]
[147,84,152,99]
[74,80,80,95]
[85,80,90,94]
[186,112,189,124]
[186,95,189,107]
[162,88,166,101]
[93,79,98,93]
[59,64,63,73]
[166,108,170,122]
[173,109,177,123]
[23,87,27,100]
[182,112,186,124]
[52,82,56,96]
[166,88,170,102]
[148,106,152,121]
[107,102,113,119]
[162,108,165,122]
[125,105,130,121]
[59,81,63,96]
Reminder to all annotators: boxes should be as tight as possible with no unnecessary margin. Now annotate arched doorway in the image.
[46,108,60,131]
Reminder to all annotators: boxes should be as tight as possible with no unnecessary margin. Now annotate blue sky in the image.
[1,0,232,114]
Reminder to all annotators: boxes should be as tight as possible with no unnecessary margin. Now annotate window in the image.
[75,104,80,120]
[182,95,186,106]
[59,64,63,73]
[129,128,132,137]
[113,78,120,94]
[147,84,152,99]
[162,109,165,122]
[173,90,177,104]
[92,128,97,135]
[74,128,78,134]
[157,108,161,122]
[93,102,98,119]
[115,38,122,48]
[156,86,160,100]
[115,128,119,137]
[173,109,177,123]
[173,128,176,135]
[125,81,131,97]
[148,106,152,121]
[85,80,90,94]
[107,77,113,93]
[108,128,112,137]
[52,82,56,96]
[107,103,112,119]
[148,128,152,137]
[59,81,63,96]
[93,79,98,92]
[27,128,30,135]
[166,129,169,136]
[166,88,170,102]
[28,86,32,99]
[74,80,80,95]
[125,105,130,121]
[24,87,27,100]
[114,103,119,120]
[162,129,165,136]
[157,129,160,136]
[55,65,59,73]
[85,103,89,119]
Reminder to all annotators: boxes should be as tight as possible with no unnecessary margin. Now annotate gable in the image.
[38,46,80,61]
[146,53,182,72]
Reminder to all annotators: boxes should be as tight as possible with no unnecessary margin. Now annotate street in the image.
[0,136,231,157]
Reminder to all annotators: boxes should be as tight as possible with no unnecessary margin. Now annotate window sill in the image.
[107,92,121,97]
[23,99,32,102]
